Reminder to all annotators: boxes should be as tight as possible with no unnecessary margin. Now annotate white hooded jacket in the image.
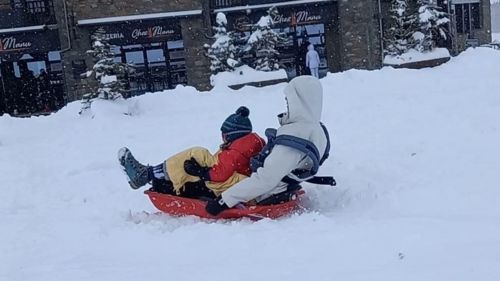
[306,44,320,69]
[221,76,328,207]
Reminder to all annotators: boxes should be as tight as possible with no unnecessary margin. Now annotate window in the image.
[27,61,47,76]
[71,60,87,79]
[167,40,187,86]
[11,0,23,9]
[48,51,61,61]
[470,3,481,29]
[454,3,481,34]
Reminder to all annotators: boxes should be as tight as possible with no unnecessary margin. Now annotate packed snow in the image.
[211,65,287,87]
[2,48,500,281]
[493,33,500,42]
[384,47,450,65]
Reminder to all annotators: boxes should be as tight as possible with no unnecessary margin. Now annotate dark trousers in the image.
[151,178,216,200]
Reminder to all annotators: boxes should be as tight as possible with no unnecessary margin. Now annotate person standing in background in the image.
[306,44,320,78]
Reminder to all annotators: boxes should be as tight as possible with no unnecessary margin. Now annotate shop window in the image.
[71,60,87,79]
[27,61,46,76]
[147,48,168,91]
[455,3,481,34]
[296,24,325,38]
[125,51,145,65]
[167,40,184,50]
[13,62,21,78]
[112,46,122,63]
[47,51,63,76]
[168,40,186,86]
[48,51,61,61]
[50,62,62,72]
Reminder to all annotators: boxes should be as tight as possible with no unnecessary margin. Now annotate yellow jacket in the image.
[165,147,247,196]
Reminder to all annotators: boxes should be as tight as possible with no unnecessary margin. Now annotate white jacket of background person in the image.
[306,44,320,69]
[222,76,328,207]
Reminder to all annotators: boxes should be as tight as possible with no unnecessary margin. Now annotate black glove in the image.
[184,157,211,181]
[206,197,229,216]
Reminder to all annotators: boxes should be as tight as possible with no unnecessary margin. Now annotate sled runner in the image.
[144,189,305,220]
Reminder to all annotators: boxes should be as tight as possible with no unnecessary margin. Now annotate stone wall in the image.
[53,0,97,101]
[337,0,383,71]
[323,2,342,73]
[180,16,212,91]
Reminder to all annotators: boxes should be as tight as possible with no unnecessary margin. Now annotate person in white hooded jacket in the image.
[306,44,321,78]
[205,76,329,215]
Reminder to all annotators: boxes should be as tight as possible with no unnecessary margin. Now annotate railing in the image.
[211,0,301,9]
[0,0,56,29]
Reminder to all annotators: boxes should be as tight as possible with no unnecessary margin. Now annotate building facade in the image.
[0,0,65,115]
[0,0,493,116]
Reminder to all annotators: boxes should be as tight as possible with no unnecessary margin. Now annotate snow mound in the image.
[384,47,450,65]
[210,65,287,88]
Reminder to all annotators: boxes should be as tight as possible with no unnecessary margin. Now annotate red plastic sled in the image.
[144,190,304,220]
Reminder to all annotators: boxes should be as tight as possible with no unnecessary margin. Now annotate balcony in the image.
[211,0,303,9]
[0,0,56,29]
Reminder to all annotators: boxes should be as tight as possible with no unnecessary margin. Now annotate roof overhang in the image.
[77,10,202,26]
[213,0,335,13]
[0,25,46,34]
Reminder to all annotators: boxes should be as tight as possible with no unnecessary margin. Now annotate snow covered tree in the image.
[245,7,288,71]
[80,28,133,114]
[204,12,240,74]
[414,0,450,52]
[384,0,418,56]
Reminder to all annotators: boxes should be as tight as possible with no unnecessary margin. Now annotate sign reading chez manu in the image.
[0,29,59,55]
[226,4,335,32]
[90,21,182,45]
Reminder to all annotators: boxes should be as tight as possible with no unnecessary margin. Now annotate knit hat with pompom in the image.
[220,106,252,142]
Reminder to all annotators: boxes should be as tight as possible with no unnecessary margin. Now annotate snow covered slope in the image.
[1,48,500,281]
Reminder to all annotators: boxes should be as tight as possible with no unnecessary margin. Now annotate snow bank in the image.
[493,33,500,42]
[1,48,500,281]
[210,64,287,87]
[384,47,450,65]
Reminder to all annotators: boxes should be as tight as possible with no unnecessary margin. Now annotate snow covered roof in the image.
[0,25,46,34]
[77,10,202,26]
[214,0,334,13]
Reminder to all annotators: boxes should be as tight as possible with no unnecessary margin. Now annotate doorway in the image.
[0,52,64,116]
[272,23,329,78]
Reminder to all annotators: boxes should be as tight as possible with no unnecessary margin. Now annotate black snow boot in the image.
[118,147,151,189]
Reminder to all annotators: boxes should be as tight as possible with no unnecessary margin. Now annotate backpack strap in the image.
[274,134,320,179]
[250,123,332,182]
[319,122,331,165]
[250,128,277,172]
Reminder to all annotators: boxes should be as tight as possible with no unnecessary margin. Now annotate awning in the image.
[450,0,480,4]
[77,10,202,26]
[0,25,46,34]
[214,0,335,13]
